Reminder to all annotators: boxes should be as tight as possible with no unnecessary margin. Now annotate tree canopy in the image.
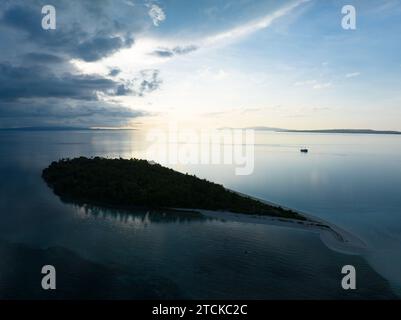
[42,157,305,220]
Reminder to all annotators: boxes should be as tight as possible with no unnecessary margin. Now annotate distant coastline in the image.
[222,127,401,135]
[0,126,137,131]
[1,126,400,135]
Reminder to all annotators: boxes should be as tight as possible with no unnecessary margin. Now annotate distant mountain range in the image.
[0,126,400,135]
[0,126,91,131]
[221,127,401,135]
[0,126,136,131]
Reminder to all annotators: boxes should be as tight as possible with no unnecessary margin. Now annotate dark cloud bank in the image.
[0,0,160,128]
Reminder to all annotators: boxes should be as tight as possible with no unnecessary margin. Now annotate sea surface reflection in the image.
[0,130,399,299]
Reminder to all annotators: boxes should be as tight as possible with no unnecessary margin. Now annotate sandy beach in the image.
[175,205,367,255]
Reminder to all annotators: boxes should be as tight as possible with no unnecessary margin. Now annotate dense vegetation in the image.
[42,157,305,220]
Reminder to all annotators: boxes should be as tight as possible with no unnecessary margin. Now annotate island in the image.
[42,157,305,220]
[221,127,401,135]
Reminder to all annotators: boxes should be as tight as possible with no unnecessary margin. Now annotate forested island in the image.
[42,157,305,220]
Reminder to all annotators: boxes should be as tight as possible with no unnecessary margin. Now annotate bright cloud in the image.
[202,0,311,47]
[345,72,361,78]
[294,80,332,90]
[313,82,332,90]
[148,4,166,26]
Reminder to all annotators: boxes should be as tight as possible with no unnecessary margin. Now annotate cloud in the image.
[313,82,332,90]
[0,63,117,101]
[0,99,148,128]
[109,69,162,97]
[23,53,65,64]
[150,45,198,58]
[148,0,309,61]
[294,79,317,86]
[202,0,310,46]
[75,35,134,62]
[131,69,162,97]
[173,45,198,55]
[123,0,136,8]
[294,79,332,90]
[0,1,160,127]
[1,4,139,62]
[108,68,121,77]
[0,63,162,101]
[345,72,361,78]
[0,62,160,127]
[0,100,144,119]
[148,4,166,26]
[151,49,174,58]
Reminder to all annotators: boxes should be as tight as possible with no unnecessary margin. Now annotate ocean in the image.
[0,130,400,299]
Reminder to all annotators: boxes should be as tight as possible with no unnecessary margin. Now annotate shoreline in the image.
[66,193,367,255]
[230,190,367,254]
[53,179,367,255]
[177,208,367,255]
[175,191,367,255]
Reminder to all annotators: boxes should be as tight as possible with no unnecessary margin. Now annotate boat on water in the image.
[300,148,308,153]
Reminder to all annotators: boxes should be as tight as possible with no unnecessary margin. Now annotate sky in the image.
[0,0,400,130]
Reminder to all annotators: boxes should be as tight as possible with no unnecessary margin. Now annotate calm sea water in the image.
[0,130,400,299]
